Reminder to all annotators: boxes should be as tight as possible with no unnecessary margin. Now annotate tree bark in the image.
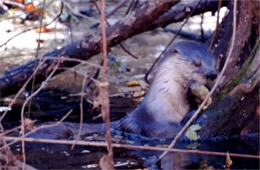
[197,0,260,138]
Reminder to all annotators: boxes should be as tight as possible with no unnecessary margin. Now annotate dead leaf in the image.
[36,27,52,33]
[126,80,140,86]
[225,152,233,169]
[24,3,36,12]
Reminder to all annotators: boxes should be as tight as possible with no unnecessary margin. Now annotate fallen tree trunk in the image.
[0,0,225,97]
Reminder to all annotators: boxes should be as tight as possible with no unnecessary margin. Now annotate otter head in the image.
[161,41,217,87]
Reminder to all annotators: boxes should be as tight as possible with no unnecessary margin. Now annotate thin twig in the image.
[71,73,87,149]
[2,136,259,160]
[209,0,223,50]
[100,0,114,167]
[27,0,46,123]
[106,0,128,19]
[157,0,238,162]
[43,56,102,69]
[124,0,135,16]
[61,0,95,22]
[118,43,138,59]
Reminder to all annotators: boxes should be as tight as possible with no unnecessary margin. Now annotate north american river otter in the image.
[29,41,217,139]
[116,41,217,137]
[81,41,217,138]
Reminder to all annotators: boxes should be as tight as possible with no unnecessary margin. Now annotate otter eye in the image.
[193,60,201,67]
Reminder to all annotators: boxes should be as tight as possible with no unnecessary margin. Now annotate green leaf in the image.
[185,124,201,141]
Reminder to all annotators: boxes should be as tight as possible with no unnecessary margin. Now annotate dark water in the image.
[9,132,259,169]
[2,88,259,169]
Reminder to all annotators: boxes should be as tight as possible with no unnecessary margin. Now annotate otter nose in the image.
[206,71,217,80]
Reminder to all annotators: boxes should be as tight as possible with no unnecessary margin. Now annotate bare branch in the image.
[2,136,259,160]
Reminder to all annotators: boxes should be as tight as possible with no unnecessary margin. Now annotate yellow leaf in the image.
[185,124,201,141]
[126,80,140,86]
[226,152,233,168]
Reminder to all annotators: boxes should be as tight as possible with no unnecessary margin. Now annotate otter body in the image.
[117,41,217,138]
[34,41,217,139]
[30,41,217,139]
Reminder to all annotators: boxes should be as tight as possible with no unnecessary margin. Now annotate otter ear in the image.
[173,49,179,55]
